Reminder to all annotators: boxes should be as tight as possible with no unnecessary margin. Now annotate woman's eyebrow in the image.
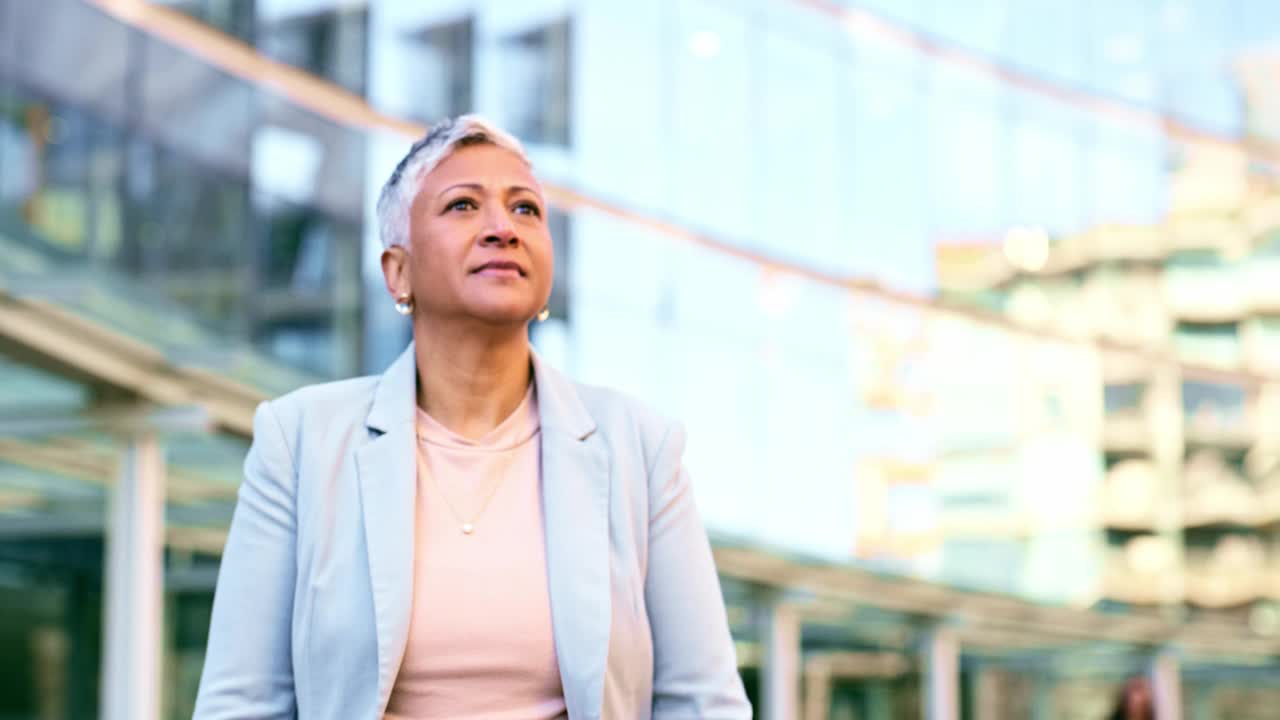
[439,182,483,195]
[437,182,540,196]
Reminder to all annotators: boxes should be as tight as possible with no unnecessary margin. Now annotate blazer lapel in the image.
[351,345,612,719]
[355,343,419,716]
[532,352,612,720]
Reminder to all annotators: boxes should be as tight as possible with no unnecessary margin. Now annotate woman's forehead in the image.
[422,144,539,193]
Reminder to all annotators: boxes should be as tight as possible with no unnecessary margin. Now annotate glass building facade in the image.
[2,0,1280,717]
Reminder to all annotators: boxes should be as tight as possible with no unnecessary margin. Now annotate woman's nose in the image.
[480,207,519,246]
[481,229,519,246]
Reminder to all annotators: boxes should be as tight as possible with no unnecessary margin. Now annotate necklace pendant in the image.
[461,523,475,535]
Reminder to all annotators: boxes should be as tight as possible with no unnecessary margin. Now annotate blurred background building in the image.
[2,0,1280,718]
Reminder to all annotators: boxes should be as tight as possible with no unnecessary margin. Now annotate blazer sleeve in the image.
[645,421,752,718]
[193,401,299,719]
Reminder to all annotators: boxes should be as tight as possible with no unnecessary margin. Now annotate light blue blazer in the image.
[193,343,750,719]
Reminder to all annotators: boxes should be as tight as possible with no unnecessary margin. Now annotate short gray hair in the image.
[376,115,530,249]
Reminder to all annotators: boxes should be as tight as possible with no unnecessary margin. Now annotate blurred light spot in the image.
[251,125,323,206]
[1103,34,1145,65]
[689,30,721,59]
[1127,536,1176,573]
[1003,226,1050,272]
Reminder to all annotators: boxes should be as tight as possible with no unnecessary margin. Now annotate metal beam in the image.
[711,544,1280,660]
[0,403,210,437]
[0,290,262,437]
[0,435,238,504]
[802,652,912,720]
[808,651,911,679]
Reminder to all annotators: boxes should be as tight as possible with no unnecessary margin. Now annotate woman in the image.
[1107,675,1154,720]
[193,116,750,719]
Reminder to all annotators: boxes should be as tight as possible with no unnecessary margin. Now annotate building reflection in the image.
[3,0,1280,718]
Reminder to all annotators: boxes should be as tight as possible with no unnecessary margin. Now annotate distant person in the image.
[1108,675,1154,720]
[192,115,749,719]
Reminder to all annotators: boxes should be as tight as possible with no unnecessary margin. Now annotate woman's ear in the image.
[381,245,410,297]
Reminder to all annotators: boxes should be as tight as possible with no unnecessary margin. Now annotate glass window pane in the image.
[500,18,572,147]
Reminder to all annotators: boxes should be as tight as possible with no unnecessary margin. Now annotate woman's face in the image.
[385,143,553,327]
[1124,677,1151,717]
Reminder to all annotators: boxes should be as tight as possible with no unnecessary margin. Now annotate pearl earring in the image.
[394,294,413,316]
[536,307,550,322]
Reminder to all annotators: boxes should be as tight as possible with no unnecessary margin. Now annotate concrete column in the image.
[921,627,959,720]
[1151,650,1182,720]
[803,657,832,720]
[971,666,1002,720]
[100,434,165,720]
[759,594,802,720]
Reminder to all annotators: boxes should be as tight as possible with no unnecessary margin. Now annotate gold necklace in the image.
[427,468,509,535]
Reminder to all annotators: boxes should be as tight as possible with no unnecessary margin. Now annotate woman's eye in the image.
[514,202,542,217]
[446,198,476,212]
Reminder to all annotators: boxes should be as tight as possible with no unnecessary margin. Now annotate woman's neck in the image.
[412,319,532,441]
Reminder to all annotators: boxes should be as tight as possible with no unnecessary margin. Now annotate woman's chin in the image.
[464,304,541,328]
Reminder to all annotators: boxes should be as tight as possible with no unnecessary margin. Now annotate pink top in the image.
[384,385,568,720]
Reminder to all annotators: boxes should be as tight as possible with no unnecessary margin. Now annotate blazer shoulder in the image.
[572,382,680,467]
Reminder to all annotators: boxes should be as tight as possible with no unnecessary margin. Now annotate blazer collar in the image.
[365,341,597,441]
[360,342,610,720]
[365,343,417,435]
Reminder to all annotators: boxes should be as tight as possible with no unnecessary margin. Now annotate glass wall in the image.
[0,0,364,380]
[0,1,364,717]
[3,0,1280,717]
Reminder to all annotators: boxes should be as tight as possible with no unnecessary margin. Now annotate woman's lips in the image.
[472,261,526,278]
